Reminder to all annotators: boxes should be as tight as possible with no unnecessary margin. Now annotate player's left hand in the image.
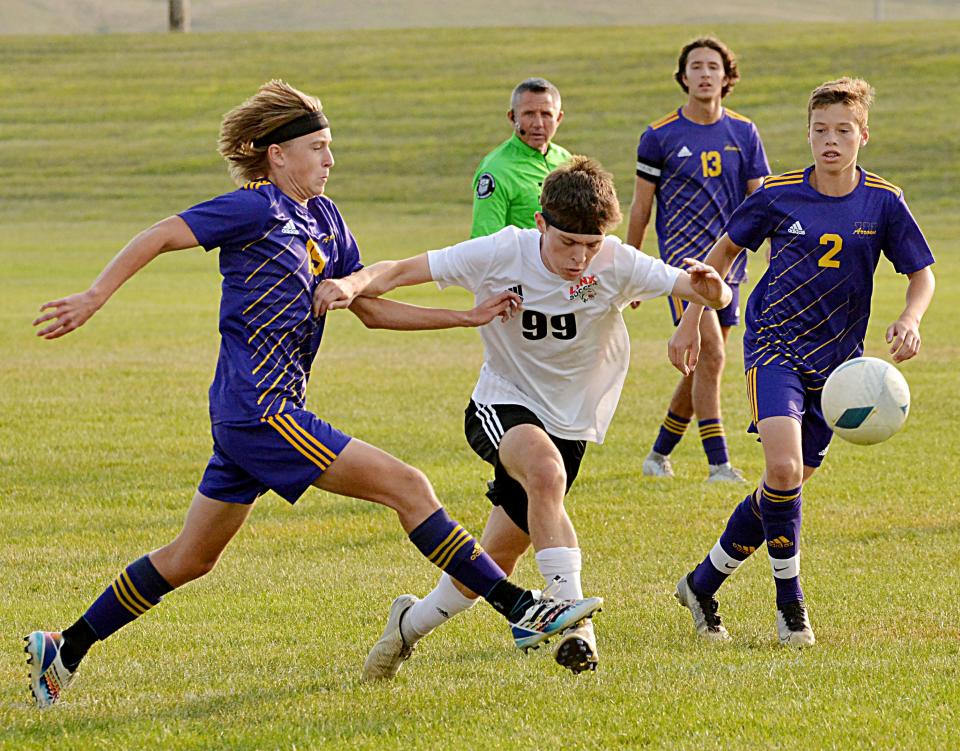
[467,290,522,327]
[313,278,358,316]
[886,316,922,362]
[681,258,729,309]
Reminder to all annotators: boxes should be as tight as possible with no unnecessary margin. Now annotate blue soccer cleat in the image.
[24,631,76,708]
[510,595,603,652]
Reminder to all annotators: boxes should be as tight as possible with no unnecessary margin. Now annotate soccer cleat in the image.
[642,451,675,478]
[674,573,731,642]
[25,631,76,708]
[511,595,603,652]
[707,462,747,483]
[361,594,419,681]
[776,601,816,647]
[554,619,598,674]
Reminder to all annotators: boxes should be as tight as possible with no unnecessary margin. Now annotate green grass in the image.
[2,22,959,750]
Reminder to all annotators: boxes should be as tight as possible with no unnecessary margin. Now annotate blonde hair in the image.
[218,80,323,184]
[807,77,874,129]
[540,156,622,235]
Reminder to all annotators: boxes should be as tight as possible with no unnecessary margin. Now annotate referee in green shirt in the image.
[470,78,572,238]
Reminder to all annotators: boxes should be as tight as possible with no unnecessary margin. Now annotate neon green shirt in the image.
[470,134,572,238]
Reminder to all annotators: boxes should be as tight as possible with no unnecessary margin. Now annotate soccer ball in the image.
[821,357,910,445]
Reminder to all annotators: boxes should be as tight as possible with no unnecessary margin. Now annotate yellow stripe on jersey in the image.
[242,180,271,191]
[864,171,900,189]
[244,270,296,315]
[763,177,804,189]
[651,111,680,130]
[245,236,296,282]
[247,288,307,344]
[865,180,901,196]
[257,362,292,405]
[724,108,752,123]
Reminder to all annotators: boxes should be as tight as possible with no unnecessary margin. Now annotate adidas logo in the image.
[677,145,692,157]
[281,219,298,235]
[507,284,524,300]
[787,221,806,236]
[768,535,794,549]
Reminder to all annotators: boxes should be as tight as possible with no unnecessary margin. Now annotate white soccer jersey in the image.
[428,226,682,443]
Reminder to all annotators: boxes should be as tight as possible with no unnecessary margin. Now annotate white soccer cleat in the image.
[776,601,816,647]
[25,631,76,708]
[674,573,731,642]
[554,619,598,674]
[642,451,675,478]
[707,462,747,483]
[361,595,419,681]
[511,595,603,652]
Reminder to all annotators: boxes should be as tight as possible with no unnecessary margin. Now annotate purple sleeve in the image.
[724,189,772,252]
[882,193,935,274]
[178,190,269,252]
[635,126,663,184]
[746,124,771,181]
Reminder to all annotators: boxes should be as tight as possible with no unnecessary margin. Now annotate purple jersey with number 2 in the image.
[726,166,934,385]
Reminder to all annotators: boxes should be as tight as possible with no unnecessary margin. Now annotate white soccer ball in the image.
[821,357,910,445]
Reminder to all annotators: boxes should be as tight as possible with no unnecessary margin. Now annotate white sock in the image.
[401,573,477,642]
[535,546,583,599]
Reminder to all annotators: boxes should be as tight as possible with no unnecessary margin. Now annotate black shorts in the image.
[464,400,587,534]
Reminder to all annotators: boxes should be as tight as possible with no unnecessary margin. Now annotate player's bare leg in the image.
[27,493,251,707]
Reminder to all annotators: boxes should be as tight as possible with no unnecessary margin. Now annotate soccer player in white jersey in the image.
[314,156,732,676]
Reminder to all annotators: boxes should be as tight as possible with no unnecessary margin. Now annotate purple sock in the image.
[758,483,804,605]
[82,555,173,640]
[652,411,690,456]
[698,418,730,465]
[691,490,766,595]
[408,508,506,599]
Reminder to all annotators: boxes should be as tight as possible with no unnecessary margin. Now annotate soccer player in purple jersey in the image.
[23,80,602,708]
[669,77,935,645]
[627,37,770,483]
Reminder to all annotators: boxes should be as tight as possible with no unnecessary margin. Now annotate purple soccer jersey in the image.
[728,166,935,384]
[635,107,770,283]
[179,181,362,425]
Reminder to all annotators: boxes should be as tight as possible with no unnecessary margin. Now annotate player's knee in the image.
[383,463,437,514]
[523,460,567,506]
[698,340,726,374]
[165,548,221,585]
[765,457,804,488]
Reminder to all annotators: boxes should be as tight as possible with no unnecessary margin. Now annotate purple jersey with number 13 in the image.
[635,107,769,283]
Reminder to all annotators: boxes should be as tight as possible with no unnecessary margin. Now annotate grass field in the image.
[2,22,959,750]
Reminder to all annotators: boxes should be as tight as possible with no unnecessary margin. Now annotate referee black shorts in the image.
[464,400,586,535]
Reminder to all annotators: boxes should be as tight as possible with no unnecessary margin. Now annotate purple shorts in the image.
[745,361,833,468]
[669,283,740,328]
[198,409,352,504]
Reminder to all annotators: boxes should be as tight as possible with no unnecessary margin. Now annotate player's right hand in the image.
[668,315,701,376]
[467,290,522,327]
[313,278,358,316]
[33,290,102,339]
